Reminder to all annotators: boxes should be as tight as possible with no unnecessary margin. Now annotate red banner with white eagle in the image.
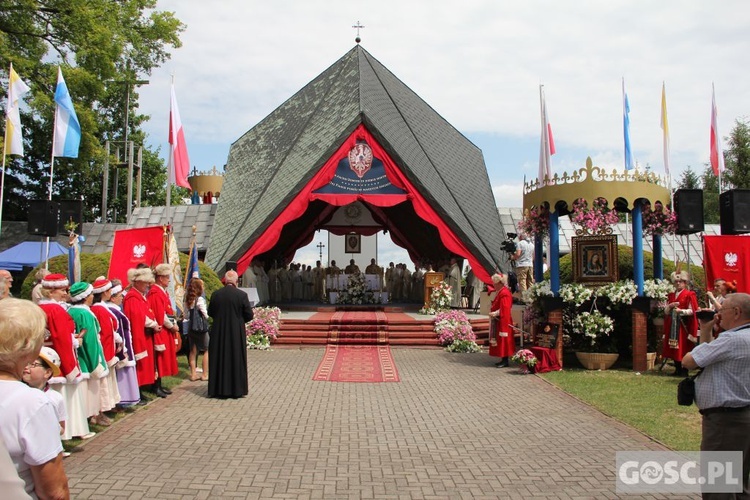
[702,235,750,293]
[107,226,166,285]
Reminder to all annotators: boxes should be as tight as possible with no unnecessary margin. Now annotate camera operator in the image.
[509,231,534,300]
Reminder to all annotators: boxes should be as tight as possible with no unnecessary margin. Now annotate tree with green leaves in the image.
[0,0,187,222]
[677,166,701,190]
[723,118,750,190]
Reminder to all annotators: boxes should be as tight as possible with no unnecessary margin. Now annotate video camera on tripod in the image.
[500,232,518,255]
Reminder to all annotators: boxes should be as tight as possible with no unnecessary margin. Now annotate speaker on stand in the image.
[720,189,750,235]
[674,189,704,235]
[27,200,59,237]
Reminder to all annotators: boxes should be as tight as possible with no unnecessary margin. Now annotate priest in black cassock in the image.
[207,270,254,398]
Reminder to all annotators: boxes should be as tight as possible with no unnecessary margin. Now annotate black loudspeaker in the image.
[720,189,750,235]
[27,200,59,237]
[225,261,237,273]
[58,200,83,233]
[674,189,704,235]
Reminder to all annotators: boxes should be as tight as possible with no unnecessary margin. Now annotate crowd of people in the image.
[246,257,468,306]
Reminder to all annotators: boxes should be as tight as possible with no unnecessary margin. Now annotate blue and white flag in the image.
[623,78,633,171]
[53,67,81,158]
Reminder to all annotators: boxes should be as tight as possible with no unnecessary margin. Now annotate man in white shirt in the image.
[510,232,534,300]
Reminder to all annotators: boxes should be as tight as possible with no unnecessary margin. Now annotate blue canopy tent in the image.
[0,241,68,271]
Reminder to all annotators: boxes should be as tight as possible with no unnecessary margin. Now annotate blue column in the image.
[534,235,544,282]
[653,234,663,279]
[632,199,644,296]
[549,210,560,295]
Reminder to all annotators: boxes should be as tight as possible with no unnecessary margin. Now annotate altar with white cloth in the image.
[326,273,388,304]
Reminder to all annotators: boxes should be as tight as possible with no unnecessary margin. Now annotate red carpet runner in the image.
[328,310,389,344]
[312,345,400,383]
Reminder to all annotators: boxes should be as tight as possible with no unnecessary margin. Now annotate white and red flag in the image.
[538,85,556,183]
[168,83,191,189]
[710,83,725,177]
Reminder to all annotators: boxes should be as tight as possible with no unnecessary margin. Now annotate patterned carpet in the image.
[312,345,400,383]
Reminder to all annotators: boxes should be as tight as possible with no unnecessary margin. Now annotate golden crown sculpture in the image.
[188,165,224,198]
[523,157,671,213]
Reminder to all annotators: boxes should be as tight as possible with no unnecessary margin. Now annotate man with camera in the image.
[682,292,750,499]
[510,231,534,300]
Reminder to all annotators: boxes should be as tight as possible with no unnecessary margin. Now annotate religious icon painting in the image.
[345,233,361,254]
[572,235,618,286]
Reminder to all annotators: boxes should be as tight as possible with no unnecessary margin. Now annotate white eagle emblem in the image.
[725,252,738,267]
[133,244,147,258]
[348,142,373,179]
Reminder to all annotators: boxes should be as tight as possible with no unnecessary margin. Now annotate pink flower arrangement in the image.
[511,348,538,368]
[246,307,282,349]
[518,205,550,239]
[641,201,677,236]
[434,310,476,346]
[570,197,619,235]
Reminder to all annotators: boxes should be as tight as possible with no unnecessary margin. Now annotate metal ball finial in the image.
[355,36,361,44]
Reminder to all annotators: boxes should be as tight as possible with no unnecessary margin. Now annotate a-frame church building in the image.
[206,45,505,284]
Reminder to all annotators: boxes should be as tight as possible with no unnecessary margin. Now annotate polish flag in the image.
[710,84,724,177]
[169,84,191,188]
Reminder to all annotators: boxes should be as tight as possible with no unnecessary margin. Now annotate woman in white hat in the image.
[663,270,699,376]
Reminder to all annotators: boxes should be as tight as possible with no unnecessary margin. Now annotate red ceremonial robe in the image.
[39,300,81,382]
[123,288,156,386]
[662,289,698,362]
[147,284,179,377]
[91,302,119,366]
[489,286,515,358]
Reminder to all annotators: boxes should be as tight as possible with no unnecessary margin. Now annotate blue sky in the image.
[136,0,750,266]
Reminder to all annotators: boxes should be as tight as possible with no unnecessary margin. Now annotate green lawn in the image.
[540,365,702,451]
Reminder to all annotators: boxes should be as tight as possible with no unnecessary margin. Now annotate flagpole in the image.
[165,75,174,226]
[0,136,8,241]
[45,70,64,270]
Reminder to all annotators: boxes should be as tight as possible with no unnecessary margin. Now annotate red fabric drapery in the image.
[236,124,491,284]
[702,235,750,293]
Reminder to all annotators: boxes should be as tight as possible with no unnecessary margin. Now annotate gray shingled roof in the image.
[78,204,217,255]
[498,207,723,266]
[206,45,505,275]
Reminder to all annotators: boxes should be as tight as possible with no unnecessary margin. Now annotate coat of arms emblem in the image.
[133,244,147,258]
[348,142,373,179]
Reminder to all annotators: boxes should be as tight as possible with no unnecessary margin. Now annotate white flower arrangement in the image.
[559,283,593,307]
[336,272,380,305]
[523,280,553,305]
[643,278,675,302]
[419,281,452,315]
[595,279,638,306]
[571,310,615,351]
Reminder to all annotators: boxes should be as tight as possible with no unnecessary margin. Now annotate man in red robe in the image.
[147,264,180,397]
[488,273,514,367]
[123,267,159,399]
[663,270,698,376]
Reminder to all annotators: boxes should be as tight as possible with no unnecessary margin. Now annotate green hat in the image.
[69,281,93,302]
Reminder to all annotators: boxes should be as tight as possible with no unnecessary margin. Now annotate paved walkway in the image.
[65,348,693,499]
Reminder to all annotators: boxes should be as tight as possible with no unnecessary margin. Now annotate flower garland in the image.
[641,201,678,236]
[570,197,619,236]
[517,205,550,239]
[246,306,282,350]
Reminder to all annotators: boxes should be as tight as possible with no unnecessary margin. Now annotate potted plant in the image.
[517,204,550,239]
[511,348,538,374]
[419,281,453,315]
[641,201,678,236]
[571,309,619,370]
[570,197,620,236]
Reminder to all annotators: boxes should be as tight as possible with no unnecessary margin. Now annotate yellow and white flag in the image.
[5,63,31,156]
